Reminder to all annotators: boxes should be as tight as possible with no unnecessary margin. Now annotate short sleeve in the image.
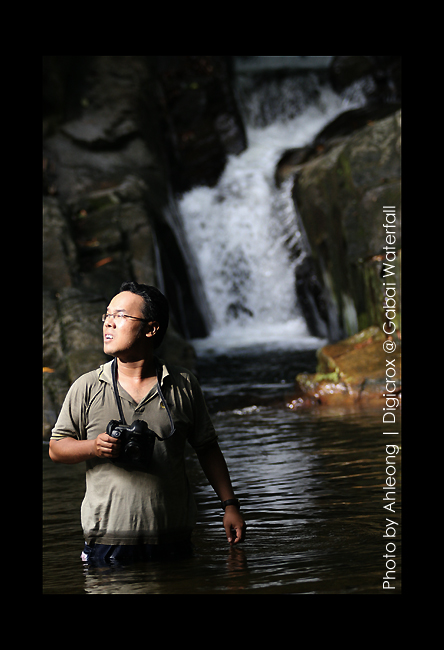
[50,370,97,441]
[186,372,218,452]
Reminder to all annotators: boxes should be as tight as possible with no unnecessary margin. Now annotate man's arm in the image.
[196,442,246,544]
[49,433,120,464]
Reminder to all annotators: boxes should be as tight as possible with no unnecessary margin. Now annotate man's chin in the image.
[103,343,116,356]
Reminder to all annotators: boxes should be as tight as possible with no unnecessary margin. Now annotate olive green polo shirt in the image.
[51,358,217,545]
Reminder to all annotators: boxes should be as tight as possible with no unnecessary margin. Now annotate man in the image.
[49,281,245,566]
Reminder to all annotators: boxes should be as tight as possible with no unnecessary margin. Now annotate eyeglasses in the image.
[102,313,148,323]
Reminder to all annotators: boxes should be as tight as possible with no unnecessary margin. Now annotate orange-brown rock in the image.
[287,326,401,409]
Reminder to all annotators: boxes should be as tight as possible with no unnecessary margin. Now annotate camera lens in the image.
[125,441,141,462]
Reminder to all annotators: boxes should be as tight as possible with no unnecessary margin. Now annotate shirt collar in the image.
[98,357,169,386]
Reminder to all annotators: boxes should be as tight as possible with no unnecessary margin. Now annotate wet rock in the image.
[43,291,71,439]
[330,56,375,93]
[275,104,400,189]
[226,302,254,321]
[43,291,66,373]
[43,197,77,291]
[274,146,313,188]
[57,287,110,382]
[329,56,401,103]
[65,178,159,298]
[312,103,401,152]
[287,326,401,408]
[292,109,401,339]
[295,255,330,339]
[154,56,247,192]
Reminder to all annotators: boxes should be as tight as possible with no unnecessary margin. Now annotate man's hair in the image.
[119,281,169,349]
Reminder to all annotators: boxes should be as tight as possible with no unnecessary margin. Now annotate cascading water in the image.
[177,71,368,353]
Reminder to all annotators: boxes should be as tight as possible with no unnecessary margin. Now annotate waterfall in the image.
[176,72,368,352]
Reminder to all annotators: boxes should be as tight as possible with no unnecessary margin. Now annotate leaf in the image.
[94,256,113,268]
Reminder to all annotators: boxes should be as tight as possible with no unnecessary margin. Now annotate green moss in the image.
[315,371,341,383]
[297,370,341,390]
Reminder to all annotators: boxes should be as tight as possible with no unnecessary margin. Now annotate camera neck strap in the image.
[111,358,175,440]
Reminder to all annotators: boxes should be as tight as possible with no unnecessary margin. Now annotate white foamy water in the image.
[177,84,365,353]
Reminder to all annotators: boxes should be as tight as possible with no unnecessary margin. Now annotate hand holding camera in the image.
[94,431,121,459]
[106,419,156,468]
[97,358,175,470]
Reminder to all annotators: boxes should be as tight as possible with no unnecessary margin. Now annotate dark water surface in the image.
[42,348,401,594]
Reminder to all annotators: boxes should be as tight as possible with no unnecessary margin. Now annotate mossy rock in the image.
[291,327,401,407]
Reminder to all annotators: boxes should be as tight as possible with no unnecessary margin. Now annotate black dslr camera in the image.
[106,419,156,468]
[107,358,175,470]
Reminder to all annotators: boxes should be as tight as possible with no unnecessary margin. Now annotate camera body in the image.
[106,419,156,468]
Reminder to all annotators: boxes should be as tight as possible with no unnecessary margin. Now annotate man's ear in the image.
[145,321,160,338]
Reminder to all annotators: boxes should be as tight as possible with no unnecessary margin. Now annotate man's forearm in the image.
[49,437,96,464]
[196,442,236,503]
[197,442,246,544]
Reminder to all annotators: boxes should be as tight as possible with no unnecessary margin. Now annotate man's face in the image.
[103,291,151,358]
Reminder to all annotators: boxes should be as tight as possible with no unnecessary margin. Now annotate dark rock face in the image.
[329,55,401,104]
[42,56,245,437]
[153,56,247,192]
[292,109,401,341]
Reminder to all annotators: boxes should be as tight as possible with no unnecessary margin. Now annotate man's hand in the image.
[93,432,121,459]
[223,506,246,545]
[196,442,247,545]
[49,433,120,464]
